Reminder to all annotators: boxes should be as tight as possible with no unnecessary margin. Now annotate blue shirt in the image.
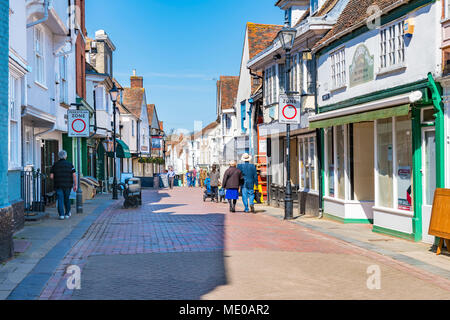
[237,163,258,190]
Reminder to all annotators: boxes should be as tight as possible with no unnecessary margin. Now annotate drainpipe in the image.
[312,51,323,219]
[88,87,98,139]
[27,0,50,29]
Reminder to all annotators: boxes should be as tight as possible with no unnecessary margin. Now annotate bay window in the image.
[264,65,277,105]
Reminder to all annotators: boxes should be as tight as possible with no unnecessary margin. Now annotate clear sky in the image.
[86,0,282,133]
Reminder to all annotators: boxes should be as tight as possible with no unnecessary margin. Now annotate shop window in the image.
[299,136,317,191]
[352,122,375,202]
[326,128,335,197]
[396,116,413,211]
[336,125,346,200]
[376,118,394,208]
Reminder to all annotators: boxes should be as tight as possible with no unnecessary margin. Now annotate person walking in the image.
[209,165,220,202]
[50,150,77,220]
[168,167,176,189]
[238,153,259,213]
[222,161,243,212]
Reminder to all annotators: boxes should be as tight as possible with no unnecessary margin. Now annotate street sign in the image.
[68,110,90,137]
[279,94,301,124]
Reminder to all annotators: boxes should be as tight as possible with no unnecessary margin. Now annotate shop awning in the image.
[309,104,410,129]
[107,140,131,159]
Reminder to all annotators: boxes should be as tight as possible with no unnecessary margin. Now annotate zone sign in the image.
[68,110,90,137]
[279,94,301,124]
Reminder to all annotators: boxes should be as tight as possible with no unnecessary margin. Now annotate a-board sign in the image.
[278,94,301,125]
[68,110,90,138]
[428,188,450,239]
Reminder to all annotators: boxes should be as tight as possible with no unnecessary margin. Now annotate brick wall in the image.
[0,0,14,262]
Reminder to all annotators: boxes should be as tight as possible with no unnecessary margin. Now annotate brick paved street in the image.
[13,187,450,300]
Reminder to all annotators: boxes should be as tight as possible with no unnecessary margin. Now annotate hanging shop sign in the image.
[349,44,374,88]
[152,136,162,150]
[68,110,90,138]
[279,94,301,125]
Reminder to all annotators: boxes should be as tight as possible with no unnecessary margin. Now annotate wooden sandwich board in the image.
[428,188,450,255]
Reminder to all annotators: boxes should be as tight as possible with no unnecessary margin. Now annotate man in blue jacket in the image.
[237,153,258,213]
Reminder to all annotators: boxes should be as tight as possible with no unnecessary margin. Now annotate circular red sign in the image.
[72,119,86,133]
[282,104,298,120]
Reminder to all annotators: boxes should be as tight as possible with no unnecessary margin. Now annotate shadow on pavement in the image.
[70,190,228,300]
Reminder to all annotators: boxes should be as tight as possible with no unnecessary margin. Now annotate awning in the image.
[309,104,410,129]
[107,139,131,159]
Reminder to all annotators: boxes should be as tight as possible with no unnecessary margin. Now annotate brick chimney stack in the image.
[130,69,143,88]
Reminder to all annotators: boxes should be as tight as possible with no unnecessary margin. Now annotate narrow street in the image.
[6,187,446,300]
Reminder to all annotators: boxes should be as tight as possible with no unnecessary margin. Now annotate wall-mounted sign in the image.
[68,110,90,137]
[278,94,301,124]
[322,93,331,101]
[349,44,374,88]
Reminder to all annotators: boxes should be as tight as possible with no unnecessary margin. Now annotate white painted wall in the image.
[317,3,440,108]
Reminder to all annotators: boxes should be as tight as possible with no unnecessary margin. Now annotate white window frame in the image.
[59,55,68,104]
[298,133,318,192]
[374,117,414,214]
[9,74,21,169]
[380,19,405,71]
[264,64,278,106]
[34,26,45,86]
[330,47,346,91]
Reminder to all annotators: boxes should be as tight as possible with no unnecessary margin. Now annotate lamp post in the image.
[277,16,297,220]
[109,83,119,200]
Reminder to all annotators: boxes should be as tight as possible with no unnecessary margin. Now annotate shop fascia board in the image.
[247,19,334,72]
[310,91,423,123]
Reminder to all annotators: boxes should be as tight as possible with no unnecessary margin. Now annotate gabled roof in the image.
[313,0,400,51]
[123,87,145,118]
[218,76,239,111]
[247,23,283,60]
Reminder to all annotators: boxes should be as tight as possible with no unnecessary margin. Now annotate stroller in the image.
[118,178,142,209]
[218,187,226,203]
[203,178,217,202]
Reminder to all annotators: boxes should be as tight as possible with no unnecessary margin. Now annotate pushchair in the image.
[203,178,217,202]
[218,187,226,203]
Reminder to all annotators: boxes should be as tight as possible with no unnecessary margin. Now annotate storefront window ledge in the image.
[372,206,414,218]
[298,188,319,195]
[323,196,358,205]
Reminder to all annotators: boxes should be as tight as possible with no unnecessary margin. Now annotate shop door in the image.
[41,140,59,193]
[421,128,436,244]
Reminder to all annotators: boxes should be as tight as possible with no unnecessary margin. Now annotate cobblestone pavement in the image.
[31,187,450,300]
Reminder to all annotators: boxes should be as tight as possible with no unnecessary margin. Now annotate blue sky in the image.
[86,0,282,133]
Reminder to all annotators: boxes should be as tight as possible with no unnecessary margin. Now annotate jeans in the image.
[169,177,174,189]
[211,186,218,201]
[241,187,255,212]
[56,188,72,217]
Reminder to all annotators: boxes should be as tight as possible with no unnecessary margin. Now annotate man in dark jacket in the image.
[237,153,258,213]
[50,150,77,220]
[209,165,220,202]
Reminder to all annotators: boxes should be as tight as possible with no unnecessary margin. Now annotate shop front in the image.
[311,79,443,243]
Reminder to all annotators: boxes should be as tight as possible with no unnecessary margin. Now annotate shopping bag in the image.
[69,190,76,200]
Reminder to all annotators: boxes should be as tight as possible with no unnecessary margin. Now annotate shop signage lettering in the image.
[349,44,374,88]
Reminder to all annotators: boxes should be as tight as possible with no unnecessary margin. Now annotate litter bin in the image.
[153,175,160,190]
[80,179,95,202]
